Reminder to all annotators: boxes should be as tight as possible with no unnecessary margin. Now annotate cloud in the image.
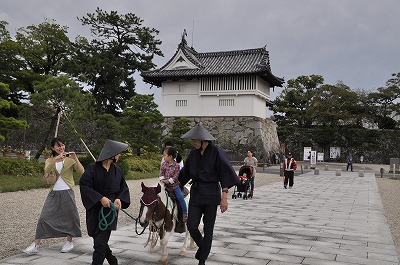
[1,0,399,103]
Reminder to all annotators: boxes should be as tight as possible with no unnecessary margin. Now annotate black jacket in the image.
[179,143,239,205]
[80,162,130,237]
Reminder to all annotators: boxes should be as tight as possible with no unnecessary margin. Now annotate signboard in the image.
[303,147,312,161]
[317,152,324,162]
[310,151,317,165]
[330,147,341,159]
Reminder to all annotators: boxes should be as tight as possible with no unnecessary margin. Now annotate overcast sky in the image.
[1,0,399,105]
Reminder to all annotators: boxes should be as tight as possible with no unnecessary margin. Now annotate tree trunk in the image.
[34,107,61,159]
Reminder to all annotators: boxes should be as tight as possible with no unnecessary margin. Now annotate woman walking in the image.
[24,137,84,254]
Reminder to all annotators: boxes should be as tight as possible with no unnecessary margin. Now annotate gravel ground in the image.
[0,169,399,260]
[376,177,400,256]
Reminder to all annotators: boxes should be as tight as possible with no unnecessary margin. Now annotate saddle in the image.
[165,186,189,234]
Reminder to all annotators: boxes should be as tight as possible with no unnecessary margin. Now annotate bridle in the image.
[138,190,170,234]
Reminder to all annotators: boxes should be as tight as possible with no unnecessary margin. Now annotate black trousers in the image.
[284,170,294,187]
[346,163,353,171]
[92,229,118,265]
[186,203,218,261]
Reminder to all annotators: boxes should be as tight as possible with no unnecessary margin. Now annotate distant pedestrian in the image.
[271,153,276,164]
[283,152,297,189]
[243,150,258,197]
[346,153,353,171]
[360,155,364,164]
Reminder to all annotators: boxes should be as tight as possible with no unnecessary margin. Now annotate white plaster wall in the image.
[162,79,269,118]
[256,76,271,96]
[162,80,200,116]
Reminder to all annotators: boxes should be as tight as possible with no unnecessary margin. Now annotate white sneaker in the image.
[23,242,39,254]
[61,241,74,253]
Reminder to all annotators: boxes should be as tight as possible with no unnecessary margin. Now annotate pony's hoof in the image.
[179,250,186,256]
[159,259,168,265]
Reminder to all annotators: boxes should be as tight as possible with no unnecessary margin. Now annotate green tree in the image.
[120,94,163,156]
[15,19,73,93]
[0,19,76,150]
[92,114,124,146]
[0,21,27,103]
[27,75,89,158]
[69,8,163,115]
[272,75,324,127]
[16,19,72,76]
[367,73,400,129]
[310,81,364,127]
[162,118,192,153]
[0,82,28,142]
[0,21,10,43]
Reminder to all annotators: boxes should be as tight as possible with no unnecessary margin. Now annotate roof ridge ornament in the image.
[181,29,188,46]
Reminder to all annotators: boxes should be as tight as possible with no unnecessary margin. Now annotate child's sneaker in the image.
[23,243,39,254]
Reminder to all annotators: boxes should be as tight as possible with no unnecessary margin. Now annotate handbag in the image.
[43,169,58,185]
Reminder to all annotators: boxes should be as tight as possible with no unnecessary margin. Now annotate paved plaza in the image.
[1,170,399,264]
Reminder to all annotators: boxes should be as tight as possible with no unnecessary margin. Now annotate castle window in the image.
[176,100,187,107]
[200,76,256,92]
[219,99,234,106]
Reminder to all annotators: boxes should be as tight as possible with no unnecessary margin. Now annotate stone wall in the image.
[162,116,280,163]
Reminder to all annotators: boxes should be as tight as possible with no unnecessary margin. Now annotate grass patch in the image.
[0,174,46,192]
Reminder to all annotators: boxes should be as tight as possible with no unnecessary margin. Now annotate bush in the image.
[78,154,96,168]
[0,158,43,177]
[116,156,130,175]
[125,153,161,173]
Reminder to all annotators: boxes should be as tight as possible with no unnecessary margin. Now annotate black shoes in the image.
[284,186,287,189]
[198,260,205,265]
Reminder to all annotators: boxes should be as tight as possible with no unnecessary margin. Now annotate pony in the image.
[138,182,194,265]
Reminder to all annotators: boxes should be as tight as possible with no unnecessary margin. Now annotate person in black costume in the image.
[179,124,239,265]
[80,140,130,265]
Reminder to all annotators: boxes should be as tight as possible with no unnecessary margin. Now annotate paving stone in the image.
[1,171,399,265]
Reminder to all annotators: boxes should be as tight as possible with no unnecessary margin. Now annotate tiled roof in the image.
[141,41,284,87]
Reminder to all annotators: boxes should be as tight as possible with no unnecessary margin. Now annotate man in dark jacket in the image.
[179,124,239,265]
[80,140,130,265]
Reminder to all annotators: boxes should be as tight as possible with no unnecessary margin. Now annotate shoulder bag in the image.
[43,169,58,185]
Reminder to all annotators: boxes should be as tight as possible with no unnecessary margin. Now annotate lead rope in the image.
[99,202,147,235]
[98,202,118,231]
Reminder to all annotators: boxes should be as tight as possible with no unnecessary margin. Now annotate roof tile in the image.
[141,42,284,87]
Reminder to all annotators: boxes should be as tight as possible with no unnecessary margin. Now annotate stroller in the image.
[232,166,253,199]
